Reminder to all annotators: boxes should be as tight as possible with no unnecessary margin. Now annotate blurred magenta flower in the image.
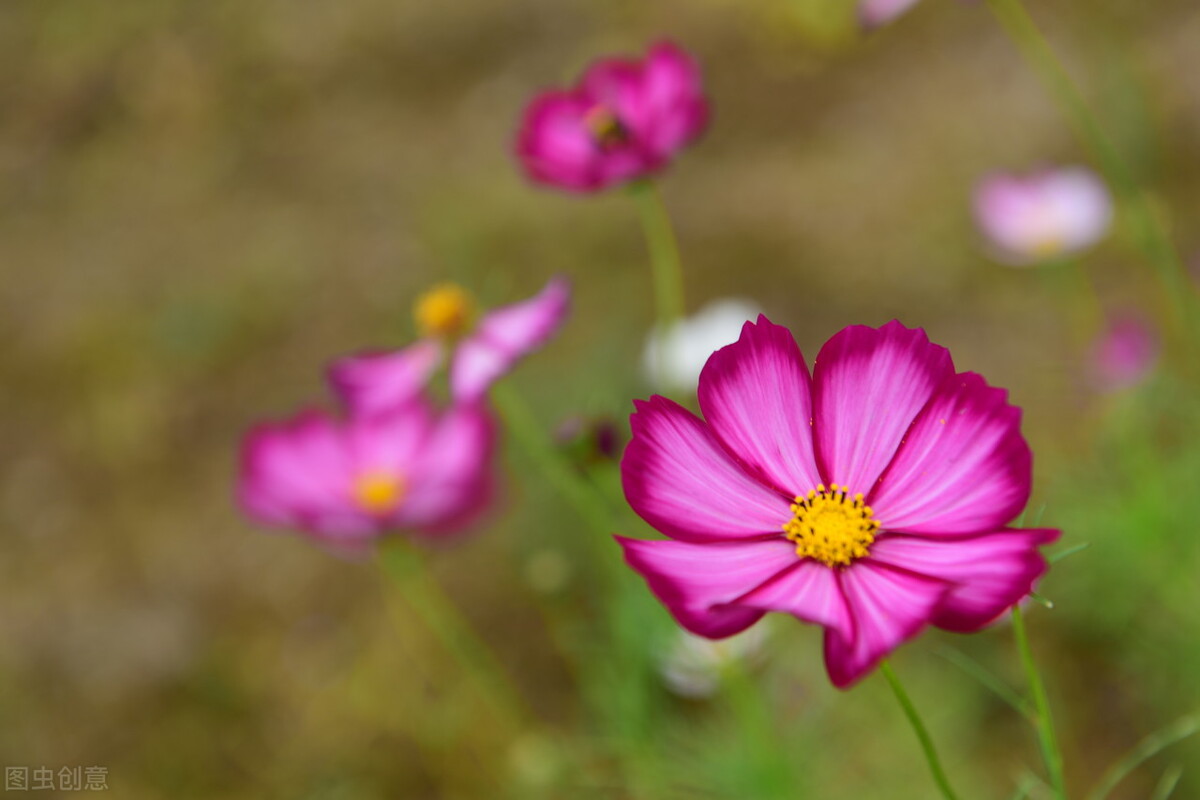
[330,277,570,415]
[617,318,1058,688]
[1090,314,1159,392]
[238,399,494,551]
[515,42,709,192]
[859,0,925,29]
[974,167,1113,264]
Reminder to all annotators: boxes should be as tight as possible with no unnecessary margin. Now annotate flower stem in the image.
[880,659,961,800]
[984,0,1197,337]
[490,382,617,548]
[630,179,687,331]
[1011,604,1066,799]
[377,537,530,732]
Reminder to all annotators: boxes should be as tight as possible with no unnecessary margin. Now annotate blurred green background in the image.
[2,0,1199,797]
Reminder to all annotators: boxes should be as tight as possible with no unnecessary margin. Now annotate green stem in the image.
[880,659,961,800]
[490,382,616,546]
[630,179,686,331]
[377,538,530,732]
[985,0,1196,335]
[1011,605,1066,799]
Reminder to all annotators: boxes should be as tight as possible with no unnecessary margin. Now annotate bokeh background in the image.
[3,0,1199,797]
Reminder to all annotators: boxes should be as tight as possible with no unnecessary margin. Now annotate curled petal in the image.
[868,529,1059,632]
[328,340,444,417]
[617,537,798,638]
[698,315,822,496]
[870,372,1031,535]
[622,395,791,542]
[813,321,954,495]
[450,277,571,402]
[515,91,606,192]
[824,562,949,688]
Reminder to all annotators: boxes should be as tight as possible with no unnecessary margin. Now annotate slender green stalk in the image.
[1086,713,1199,800]
[937,645,1034,720]
[1149,764,1184,800]
[879,659,961,800]
[630,179,686,330]
[1011,605,1066,799]
[377,538,530,732]
[490,382,616,546]
[985,0,1196,334]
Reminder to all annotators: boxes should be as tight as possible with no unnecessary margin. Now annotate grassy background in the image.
[2,0,1199,797]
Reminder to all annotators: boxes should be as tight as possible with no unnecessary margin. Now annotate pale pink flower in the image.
[238,398,494,551]
[859,0,926,29]
[330,277,570,416]
[1090,314,1159,392]
[618,318,1058,688]
[515,42,709,193]
[974,168,1113,264]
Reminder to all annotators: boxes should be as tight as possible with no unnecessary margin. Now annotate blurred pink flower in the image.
[515,42,709,192]
[330,277,570,415]
[238,399,494,551]
[617,317,1058,688]
[974,167,1113,264]
[1090,314,1159,392]
[859,0,925,29]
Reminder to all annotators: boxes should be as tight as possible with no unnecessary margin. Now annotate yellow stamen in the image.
[352,471,407,515]
[414,283,474,339]
[783,483,879,567]
[583,106,629,149]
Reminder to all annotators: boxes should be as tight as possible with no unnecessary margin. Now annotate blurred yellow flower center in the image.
[352,471,407,514]
[1029,235,1065,259]
[414,283,474,339]
[583,106,629,149]
[783,484,879,567]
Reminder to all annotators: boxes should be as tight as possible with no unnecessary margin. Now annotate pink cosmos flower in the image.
[617,317,1059,688]
[1090,314,1159,392]
[329,277,570,416]
[515,42,709,193]
[974,168,1113,264]
[859,0,926,28]
[238,398,494,552]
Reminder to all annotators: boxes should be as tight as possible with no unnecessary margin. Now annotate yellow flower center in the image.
[583,106,629,150]
[414,283,474,339]
[1029,234,1065,259]
[783,484,879,568]
[352,471,407,515]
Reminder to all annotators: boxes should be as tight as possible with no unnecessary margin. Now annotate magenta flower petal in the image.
[812,321,954,495]
[515,41,709,193]
[869,528,1058,632]
[698,316,822,496]
[622,396,791,542]
[869,372,1031,535]
[858,0,924,29]
[328,340,444,418]
[617,536,795,638]
[399,403,496,534]
[238,398,493,545]
[449,276,571,402]
[731,559,852,635]
[824,562,949,688]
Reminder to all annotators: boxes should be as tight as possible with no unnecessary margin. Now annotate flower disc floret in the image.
[414,283,474,339]
[784,484,878,567]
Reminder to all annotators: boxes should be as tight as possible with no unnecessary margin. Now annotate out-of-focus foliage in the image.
[1,0,1198,797]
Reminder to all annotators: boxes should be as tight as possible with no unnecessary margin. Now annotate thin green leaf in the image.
[1028,592,1054,609]
[1048,542,1091,563]
[1087,713,1200,800]
[1150,764,1184,800]
[937,646,1033,719]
